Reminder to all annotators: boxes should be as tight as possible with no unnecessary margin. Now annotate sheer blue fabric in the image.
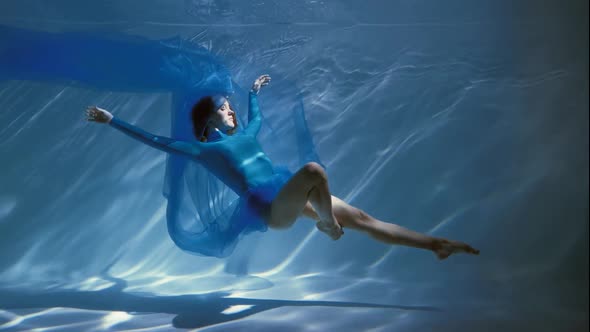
[1,25,324,258]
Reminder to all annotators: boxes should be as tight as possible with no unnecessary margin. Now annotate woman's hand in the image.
[86,106,113,124]
[251,74,271,94]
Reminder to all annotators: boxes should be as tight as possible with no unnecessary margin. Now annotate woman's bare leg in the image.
[303,196,479,260]
[269,162,479,258]
[269,162,343,240]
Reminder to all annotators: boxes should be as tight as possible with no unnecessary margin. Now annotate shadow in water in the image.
[0,268,441,329]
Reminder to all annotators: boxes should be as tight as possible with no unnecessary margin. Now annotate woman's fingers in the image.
[85,106,101,121]
[258,74,271,82]
[252,75,271,93]
[256,74,271,87]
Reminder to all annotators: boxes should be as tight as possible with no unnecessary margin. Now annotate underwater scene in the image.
[0,0,588,331]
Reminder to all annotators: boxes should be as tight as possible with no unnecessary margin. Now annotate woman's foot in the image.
[432,238,479,260]
[316,219,344,240]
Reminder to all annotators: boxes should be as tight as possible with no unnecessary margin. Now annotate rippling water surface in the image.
[0,1,588,331]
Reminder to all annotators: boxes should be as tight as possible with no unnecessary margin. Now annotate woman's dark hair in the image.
[191,96,237,142]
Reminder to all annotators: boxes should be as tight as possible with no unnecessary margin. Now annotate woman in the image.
[86,74,480,260]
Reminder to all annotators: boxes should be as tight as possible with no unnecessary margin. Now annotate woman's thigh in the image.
[267,163,320,229]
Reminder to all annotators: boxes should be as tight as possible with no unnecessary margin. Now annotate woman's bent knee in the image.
[357,209,371,224]
[302,162,326,182]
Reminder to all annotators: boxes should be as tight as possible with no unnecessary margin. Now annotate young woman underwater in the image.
[86,74,480,260]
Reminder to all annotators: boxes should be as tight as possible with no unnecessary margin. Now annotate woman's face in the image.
[209,100,236,131]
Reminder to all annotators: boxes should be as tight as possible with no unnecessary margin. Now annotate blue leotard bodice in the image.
[109,92,275,196]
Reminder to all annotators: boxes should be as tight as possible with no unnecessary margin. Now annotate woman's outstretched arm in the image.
[244,74,271,136]
[86,106,201,157]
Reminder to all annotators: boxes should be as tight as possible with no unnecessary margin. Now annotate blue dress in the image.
[108,92,296,258]
[1,25,324,258]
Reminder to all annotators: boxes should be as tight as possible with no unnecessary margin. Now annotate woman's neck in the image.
[207,127,226,142]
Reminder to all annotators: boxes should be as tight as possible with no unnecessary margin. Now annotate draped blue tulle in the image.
[1,25,324,258]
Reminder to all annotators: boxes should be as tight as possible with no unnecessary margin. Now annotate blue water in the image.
[0,1,588,331]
